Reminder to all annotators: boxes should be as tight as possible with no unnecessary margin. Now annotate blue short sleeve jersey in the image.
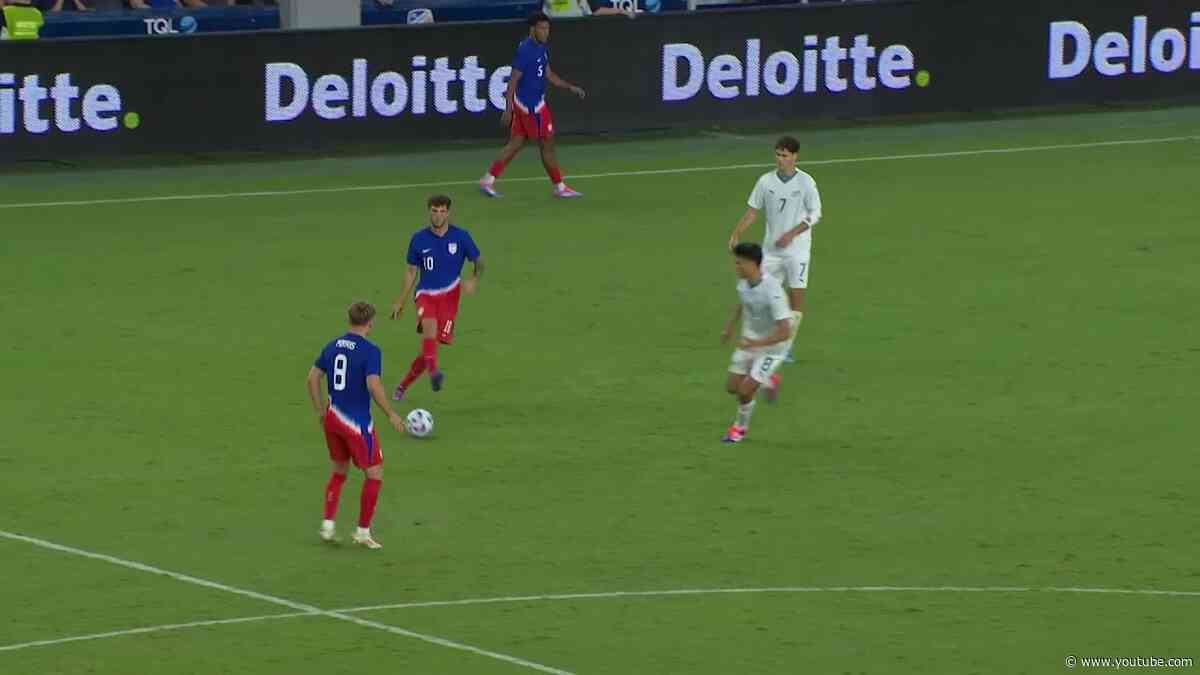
[314,333,382,434]
[406,225,481,296]
[512,37,549,113]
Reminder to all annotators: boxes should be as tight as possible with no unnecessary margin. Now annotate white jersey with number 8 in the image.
[737,274,792,356]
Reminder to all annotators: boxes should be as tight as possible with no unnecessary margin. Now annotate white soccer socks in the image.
[735,400,757,430]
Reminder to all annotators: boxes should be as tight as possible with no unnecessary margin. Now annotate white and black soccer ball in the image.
[405,409,434,438]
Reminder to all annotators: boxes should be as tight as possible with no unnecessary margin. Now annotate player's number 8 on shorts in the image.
[759,357,775,374]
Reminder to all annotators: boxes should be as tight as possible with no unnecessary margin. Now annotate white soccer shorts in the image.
[729,349,786,385]
[763,249,810,289]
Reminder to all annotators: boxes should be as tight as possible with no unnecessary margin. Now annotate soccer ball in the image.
[405,409,434,438]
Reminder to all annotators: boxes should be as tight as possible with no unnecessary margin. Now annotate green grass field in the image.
[2,106,1199,675]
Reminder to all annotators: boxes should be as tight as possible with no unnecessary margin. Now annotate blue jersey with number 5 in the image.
[315,333,381,433]
[407,226,481,296]
[513,37,548,112]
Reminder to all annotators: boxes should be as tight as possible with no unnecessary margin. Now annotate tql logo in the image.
[144,16,198,35]
[0,73,141,135]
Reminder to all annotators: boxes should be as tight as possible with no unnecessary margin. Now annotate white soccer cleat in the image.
[479,177,501,199]
[319,520,337,543]
[553,185,583,199]
[352,528,383,550]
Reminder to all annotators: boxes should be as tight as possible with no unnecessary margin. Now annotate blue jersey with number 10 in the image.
[407,225,481,296]
[315,333,382,434]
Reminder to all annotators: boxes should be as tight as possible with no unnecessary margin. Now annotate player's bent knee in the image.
[725,375,742,394]
[366,465,383,480]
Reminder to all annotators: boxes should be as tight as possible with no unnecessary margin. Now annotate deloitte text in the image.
[662,36,922,102]
[1050,12,1200,79]
[265,58,512,122]
[0,73,127,135]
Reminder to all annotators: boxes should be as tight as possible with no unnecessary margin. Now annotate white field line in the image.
[1,134,1196,211]
[0,530,574,675]
[0,612,316,652]
[3,582,1197,654]
[333,583,1200,613]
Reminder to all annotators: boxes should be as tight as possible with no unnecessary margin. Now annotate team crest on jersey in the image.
[448,242,458,255]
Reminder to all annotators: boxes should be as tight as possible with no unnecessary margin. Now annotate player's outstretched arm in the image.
[366,375,406,434]
[547,66,585,99]
[390,265,420,319]
[306,367,326,427]
[729,207,759,250]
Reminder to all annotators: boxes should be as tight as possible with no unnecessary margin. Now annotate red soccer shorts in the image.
[323,407,382,469]
[414,285,461,345]
[511,103,554,140]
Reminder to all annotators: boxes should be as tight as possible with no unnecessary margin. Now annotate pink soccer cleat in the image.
[392,385,406,401]
[479,178,501,199]
[764,373,781,405]
[721,425,746,444]
[553,185,583,199]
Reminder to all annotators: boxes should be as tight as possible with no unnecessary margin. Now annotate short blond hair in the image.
[348,301,376,326]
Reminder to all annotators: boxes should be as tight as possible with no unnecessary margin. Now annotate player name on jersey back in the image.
[316,333,382,432]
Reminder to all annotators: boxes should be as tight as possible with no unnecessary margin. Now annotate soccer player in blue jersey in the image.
[390,195,484,400]
[479,11,585,200]
[307,301,406,550]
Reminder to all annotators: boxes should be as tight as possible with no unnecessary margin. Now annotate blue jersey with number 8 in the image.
[407,226,481,296]
[315,333,381,434]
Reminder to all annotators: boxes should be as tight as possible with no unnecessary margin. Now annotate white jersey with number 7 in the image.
[748,170,822,255]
